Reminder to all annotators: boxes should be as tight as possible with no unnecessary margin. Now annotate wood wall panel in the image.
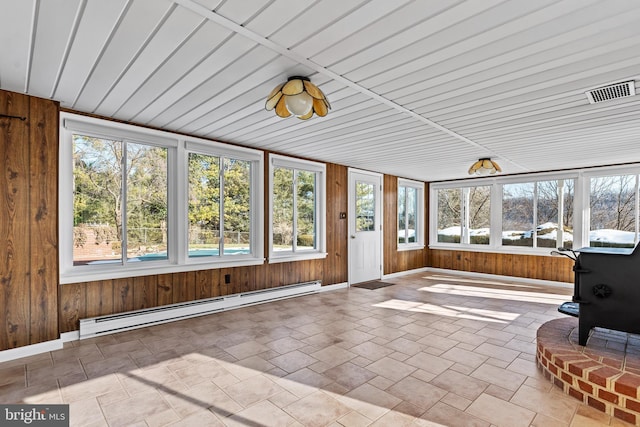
[430,249,574,283]
[0,90,58,350]
[383,175,429,275]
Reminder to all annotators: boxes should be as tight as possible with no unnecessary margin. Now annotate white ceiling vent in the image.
[585,80,636,104]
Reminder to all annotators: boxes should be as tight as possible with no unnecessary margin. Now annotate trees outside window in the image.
[436,185,490,245]
[61,113,263,283]
[589,174,638,248]
[73,135,167,265]
[269,155,325,261]
[398,179,424,248]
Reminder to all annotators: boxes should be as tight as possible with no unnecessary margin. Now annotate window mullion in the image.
[219,157,225,256]
[635,175,639,246]
[121,141,128,265]
[533,182,538,248]
[292,170,298,253]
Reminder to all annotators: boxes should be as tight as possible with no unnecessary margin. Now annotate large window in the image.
[60,113,263,283]
[432,175,576,253]
[72,135,168,266]
[269,155,326,262]
[398,179,425,248]
[436,185,490,245]
[589,174,639,248]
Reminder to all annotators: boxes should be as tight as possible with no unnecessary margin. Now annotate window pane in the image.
[406,187,417,243]
[437,188,460,243]
[590,175,637,248]
[273,167,294,252]
[223,158,251,255]
[561,180,575,248]
[356,181,375,232]
[536,180,559,249]
[503,183,534,247]
[188,153,220,257]
[72,135,123,266]
[469,186,490,245]
[126,143,168,262]
[296,170,316,250]
[398,186,406,244]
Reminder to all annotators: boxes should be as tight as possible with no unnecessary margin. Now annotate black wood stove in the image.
[556,245,640,345]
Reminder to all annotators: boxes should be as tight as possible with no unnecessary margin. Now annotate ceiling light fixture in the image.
[468,158,501,176]
[265,76,330,120]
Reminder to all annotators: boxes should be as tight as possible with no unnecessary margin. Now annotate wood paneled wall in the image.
[0,90,58,350]
[383,175,430,275]
[58,162,349,333]
[430,249,574,283]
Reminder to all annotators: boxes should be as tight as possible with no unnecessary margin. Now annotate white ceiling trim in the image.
[172,0,530,172]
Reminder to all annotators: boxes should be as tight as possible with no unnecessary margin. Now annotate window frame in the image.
[430,170,580,255]
[268,154,327,263]
[397,178,425,250]
[60,113,264,284]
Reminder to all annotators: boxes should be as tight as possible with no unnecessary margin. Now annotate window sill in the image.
[397,244,425,252]
[268,252,328,264]
[60,257,266,285]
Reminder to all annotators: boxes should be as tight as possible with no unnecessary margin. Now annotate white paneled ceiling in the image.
[2,0,640,181]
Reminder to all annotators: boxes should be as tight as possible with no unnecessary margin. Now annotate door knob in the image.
[350,235,356,239]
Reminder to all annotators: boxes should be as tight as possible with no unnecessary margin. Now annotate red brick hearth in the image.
[537,317,640,425]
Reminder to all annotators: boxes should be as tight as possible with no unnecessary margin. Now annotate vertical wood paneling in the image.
[430,249,574,283]
[133,275,158,310]
[113,278,134,313]
[0,91,31,349]
[28,96,58,344]
[195,269,213,299]
[325,163,348,285]
[85,280,114,318]
[383,174,429,275]
[156,274,173,306]
[58,283,86,334]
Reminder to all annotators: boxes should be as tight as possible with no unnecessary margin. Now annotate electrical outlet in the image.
[224,274,231,284]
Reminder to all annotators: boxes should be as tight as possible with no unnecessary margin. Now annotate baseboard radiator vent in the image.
[79,281,321,339]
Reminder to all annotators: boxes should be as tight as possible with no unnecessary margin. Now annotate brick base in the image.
[537,317,640,426]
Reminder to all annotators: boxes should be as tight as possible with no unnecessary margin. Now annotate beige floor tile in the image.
[387,376,447,410]
[531,412,570,427]
[168,410,224,427]
[223,400,297,427]
[470,363,526,391]
[60,373,124,403]
[223,374,284,407]
[284,391,352,426]
[422,402,489,427]
[349,341,394,361]
[265,337,306,354]
[430,369,489,400]
[510,384,579,424]
[224,340,270,360]
[404,351,454,376]
[324,362,377,390]
[466,393,535,427]
[366,357,416,382]
[440,392,473,411]
[276,368,332,398]
[340,383,402,420]
[337,410,372,427]
[101,390,172,427]
[269,350,319,373]
[440,347,488,369]
[474,342,520,363]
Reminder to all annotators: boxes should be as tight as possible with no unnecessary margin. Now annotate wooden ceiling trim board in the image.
[172,0,525,170]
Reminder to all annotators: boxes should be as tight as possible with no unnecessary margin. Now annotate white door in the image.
[348,169,382,284]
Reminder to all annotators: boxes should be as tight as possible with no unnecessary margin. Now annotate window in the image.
[72,135,168,266]
[502,180,574,248]
[60,113,263,283]
[432,176,575,253]
[269,154,326,262]
[589,174,638,248]
[398,179,425,248]
[436,185,490,245]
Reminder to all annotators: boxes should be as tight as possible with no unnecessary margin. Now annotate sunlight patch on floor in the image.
[418,283,569,305]
[372,299,517,323]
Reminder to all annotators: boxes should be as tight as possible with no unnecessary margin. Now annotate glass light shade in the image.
[285,92,313,116]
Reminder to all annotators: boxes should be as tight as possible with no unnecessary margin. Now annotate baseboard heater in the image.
[79,281,321,339]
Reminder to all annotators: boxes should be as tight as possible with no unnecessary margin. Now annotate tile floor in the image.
[0,271,633,426]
